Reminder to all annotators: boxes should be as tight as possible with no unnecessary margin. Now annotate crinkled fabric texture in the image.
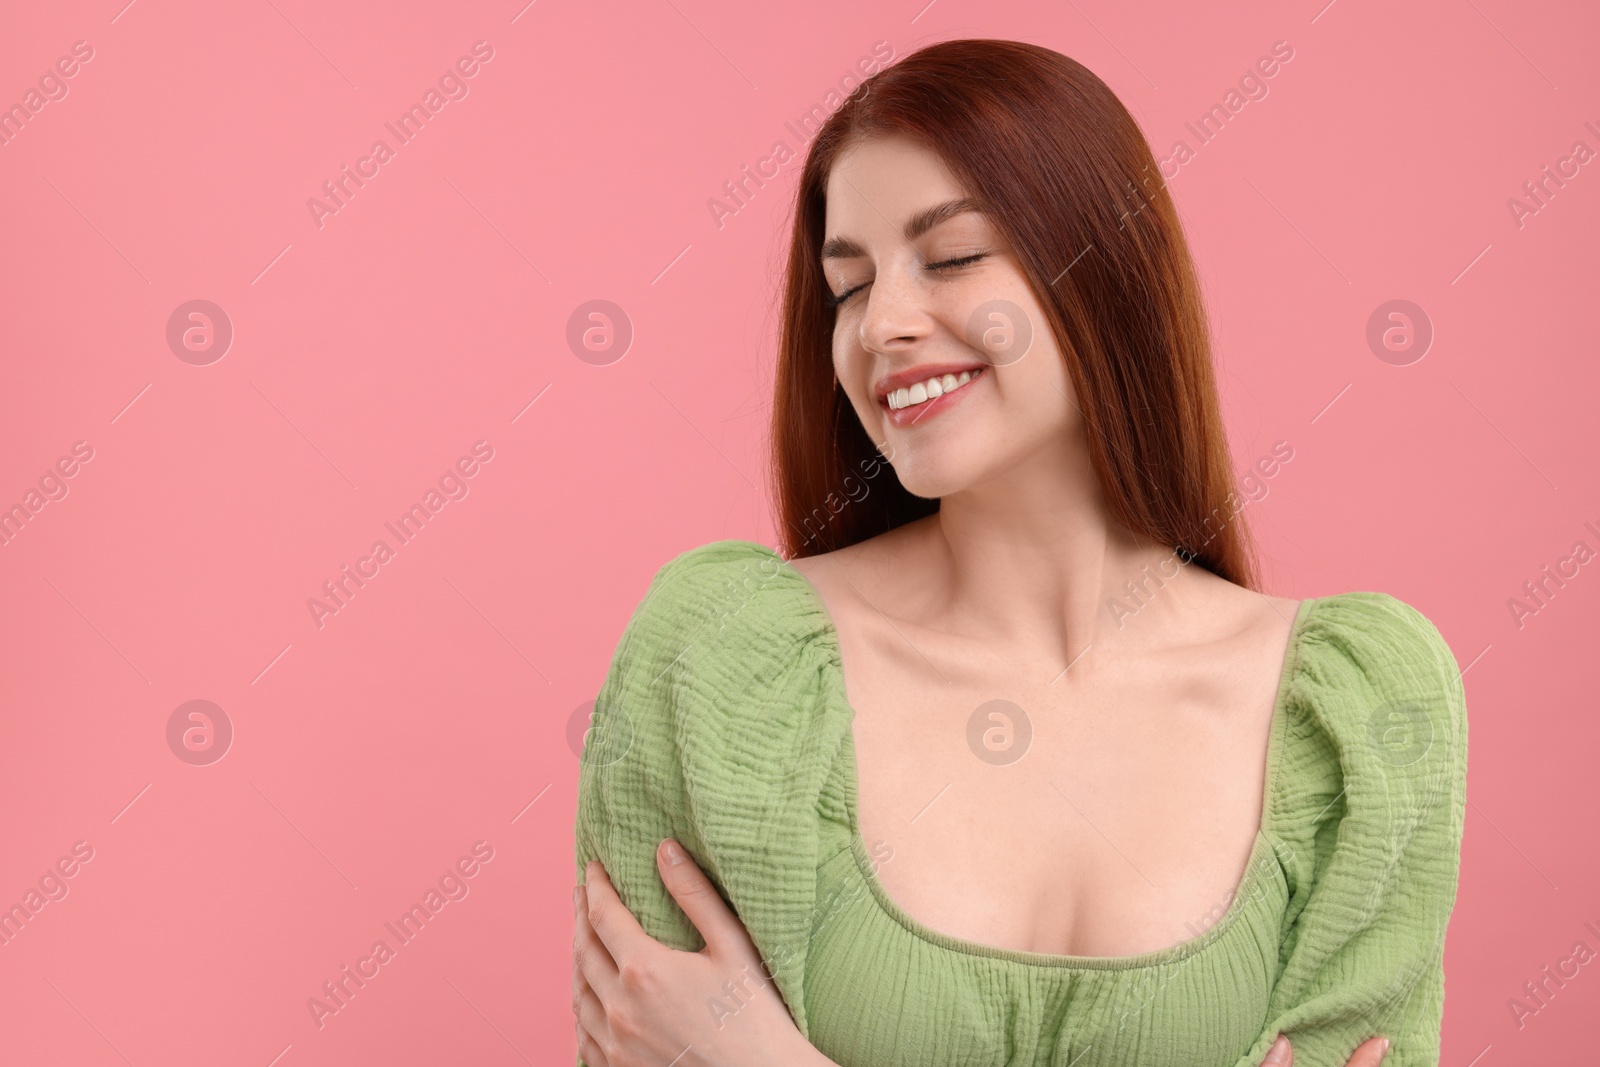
[575,540,1468,1067]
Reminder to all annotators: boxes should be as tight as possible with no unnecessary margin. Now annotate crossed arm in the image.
[570,838,1393,1067]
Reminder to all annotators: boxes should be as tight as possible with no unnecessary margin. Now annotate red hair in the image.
[769,38,1259,590]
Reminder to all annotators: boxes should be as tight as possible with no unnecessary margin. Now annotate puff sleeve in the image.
[1232,593,1469,1067]
[573,539,850,1052]
[573,548,706,955]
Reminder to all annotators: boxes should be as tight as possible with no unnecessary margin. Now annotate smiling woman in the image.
[573,38,1466,1067]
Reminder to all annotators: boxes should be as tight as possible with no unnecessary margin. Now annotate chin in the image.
[887,454,983,500]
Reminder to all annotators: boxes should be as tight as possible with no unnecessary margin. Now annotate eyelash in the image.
[824,252,989,309]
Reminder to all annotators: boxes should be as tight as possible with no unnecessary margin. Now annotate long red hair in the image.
[769,38,1259,590]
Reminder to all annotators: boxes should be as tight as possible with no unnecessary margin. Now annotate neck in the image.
[923,448,1204,678]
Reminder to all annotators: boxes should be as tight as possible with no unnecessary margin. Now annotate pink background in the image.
[1,0,1595,1063]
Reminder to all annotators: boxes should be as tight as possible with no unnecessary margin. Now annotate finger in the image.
[576,1016,611,1067]
[574,882,620,1000]
[1346,1037,1391,1066]
[583,860,654,968]
[575,982,612,1063]
[656,838,747,956]
[1261,1033,1292,1067]
[572,885,585,990]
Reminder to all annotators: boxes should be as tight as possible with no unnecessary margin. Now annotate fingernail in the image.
[573,885,582,908]
[1264,1034,1290,1065]
[585,860,597,880]
[663,838,685,866]
[1379,1038,1390,1059]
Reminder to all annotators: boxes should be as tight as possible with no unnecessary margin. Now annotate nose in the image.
[856,253,935,354]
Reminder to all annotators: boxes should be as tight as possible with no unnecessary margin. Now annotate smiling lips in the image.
[875,362,988,427]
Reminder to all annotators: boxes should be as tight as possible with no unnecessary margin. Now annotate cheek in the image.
[831,319,852,367]
[828,338,878,427]
[1000,349,1077,430]
[1021,322,1070,387]
[833,336,869,397]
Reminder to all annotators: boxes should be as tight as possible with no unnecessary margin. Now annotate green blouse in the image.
[575,540,1468,1067]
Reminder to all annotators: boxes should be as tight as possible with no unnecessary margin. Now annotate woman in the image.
[572,38,1466,1067]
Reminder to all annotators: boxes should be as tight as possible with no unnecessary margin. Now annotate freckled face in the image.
[821,134,1079,499]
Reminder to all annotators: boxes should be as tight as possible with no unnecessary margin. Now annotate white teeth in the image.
[888,369,978,411]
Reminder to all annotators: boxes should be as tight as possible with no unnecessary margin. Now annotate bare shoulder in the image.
[1167,568,1303,710]
[1175,563,1299,639]
[786,517,930,595]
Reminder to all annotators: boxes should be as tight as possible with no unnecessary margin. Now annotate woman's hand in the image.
[573,838,828,1067]
[1260,1032,1390,1066]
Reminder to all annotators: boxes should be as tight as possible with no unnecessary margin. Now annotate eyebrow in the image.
[820,197,985,260]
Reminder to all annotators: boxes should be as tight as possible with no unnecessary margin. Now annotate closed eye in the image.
[823,252,991,309]
[823,281,865,310]
[925,252,988,273]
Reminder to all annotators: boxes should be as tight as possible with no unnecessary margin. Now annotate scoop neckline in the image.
[744,540,1316,970]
